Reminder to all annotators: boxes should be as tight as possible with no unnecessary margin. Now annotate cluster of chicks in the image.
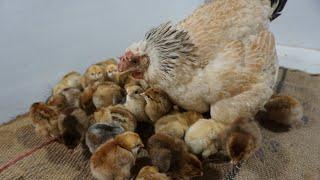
[29,59,303,180]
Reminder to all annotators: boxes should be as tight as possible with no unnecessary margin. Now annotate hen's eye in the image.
[132,58,138,64]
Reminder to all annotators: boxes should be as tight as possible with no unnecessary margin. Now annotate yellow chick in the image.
[29,102,63,139]
[136,166,170,180]
[52,71,82,96]
[141,88,173,123]
[95,58,118,81]
[81,64,107,88]
[124,85,149,122]
[155,111,203,139]
[90,132,144,180]
[92,82,125,109]
[148,134,203,179]
[263,95,303,126]
[93,105,136,131]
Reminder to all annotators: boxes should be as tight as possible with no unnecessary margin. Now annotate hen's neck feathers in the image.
[143,22,201,85]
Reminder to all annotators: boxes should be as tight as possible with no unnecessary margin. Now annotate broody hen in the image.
[118,0,287,157]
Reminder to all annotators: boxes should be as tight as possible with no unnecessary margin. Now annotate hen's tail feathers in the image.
[270,0,287,21]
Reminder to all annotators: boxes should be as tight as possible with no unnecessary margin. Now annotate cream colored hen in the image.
[118,0,286,158]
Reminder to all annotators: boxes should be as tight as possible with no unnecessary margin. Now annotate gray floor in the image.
[0,0,319,122]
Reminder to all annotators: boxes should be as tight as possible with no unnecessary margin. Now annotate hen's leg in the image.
[185,83,273,157]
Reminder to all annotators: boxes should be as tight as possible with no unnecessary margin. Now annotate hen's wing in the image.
[178,0,270,67]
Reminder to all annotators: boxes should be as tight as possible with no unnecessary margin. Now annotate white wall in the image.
[0,0,319,122]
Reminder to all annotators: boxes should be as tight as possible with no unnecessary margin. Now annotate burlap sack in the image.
[0,68,319,180]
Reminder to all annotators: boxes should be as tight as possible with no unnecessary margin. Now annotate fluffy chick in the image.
[155,111,203,139]
[29,102,63,139]
[53,71,82,96]
[225,118,262,164]
[93,105,136,131]
[58,108,89,149]
[47,87,82,110]
[92,82,125,109]
[90,132,144,180]
[86,123,125,153]
[80,83,101,115]
[148,134,203,179]
[81,64,107,88]
[263,95,303,126]
[136,166,170,180]
[95,58,118,81]
[124,85,149,122]
[184,119,226,158]
[142,88,173,123]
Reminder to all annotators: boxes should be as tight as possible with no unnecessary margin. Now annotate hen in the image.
[118,0,287,156]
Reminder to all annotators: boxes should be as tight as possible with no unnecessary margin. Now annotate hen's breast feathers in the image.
[178,0,271,67]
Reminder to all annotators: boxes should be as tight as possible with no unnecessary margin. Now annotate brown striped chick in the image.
[224,118,262,164]
[263,95,303,127]
[29,102,63,139]
[92,82,125,109]
[52,71,82,96]
[93,105,136,131]
[155,111,202,139]
[148,134,203,179]
[81,64,106,88]
[90,132,144,180]
[141,88,173,123]
[57,108,89,149]
[124,85,149,122]
[136,166,170,180]
[47,87,82,110]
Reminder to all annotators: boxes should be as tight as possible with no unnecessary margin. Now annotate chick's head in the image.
[115,132,144,154]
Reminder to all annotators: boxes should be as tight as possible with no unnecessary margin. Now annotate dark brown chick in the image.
[136,166,170,180]
[58,108,89,149]
[93,105,137,131]
[90,132,144,180]
[29,102,63,139]
[225,118,262,164]
[80,83,99,115]
[148,134,203,179]
[92,82,125,109]
[264,95,303,126]
[142,88,173,123]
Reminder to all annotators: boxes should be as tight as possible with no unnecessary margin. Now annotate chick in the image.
[136,166,170,180]
[81,64,107,88]
[80,83,100,115]
[184,119,226,158]
[124,85,149,122]
[90,132,144,180]
[148,134,203,179]
[155,111,203,139]
[29,102,63,139]
[92,82,125,109]
[263,95,303,126]
[47,87,82,110]
[225,118,262,164]
[141,88,173,123]
[86,123,125,153]
[58,108,89,149]
[95,58,118,81]
[53,71,82,96]
[93,105,136,131]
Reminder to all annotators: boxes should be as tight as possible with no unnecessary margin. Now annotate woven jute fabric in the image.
[0,67,319,180]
